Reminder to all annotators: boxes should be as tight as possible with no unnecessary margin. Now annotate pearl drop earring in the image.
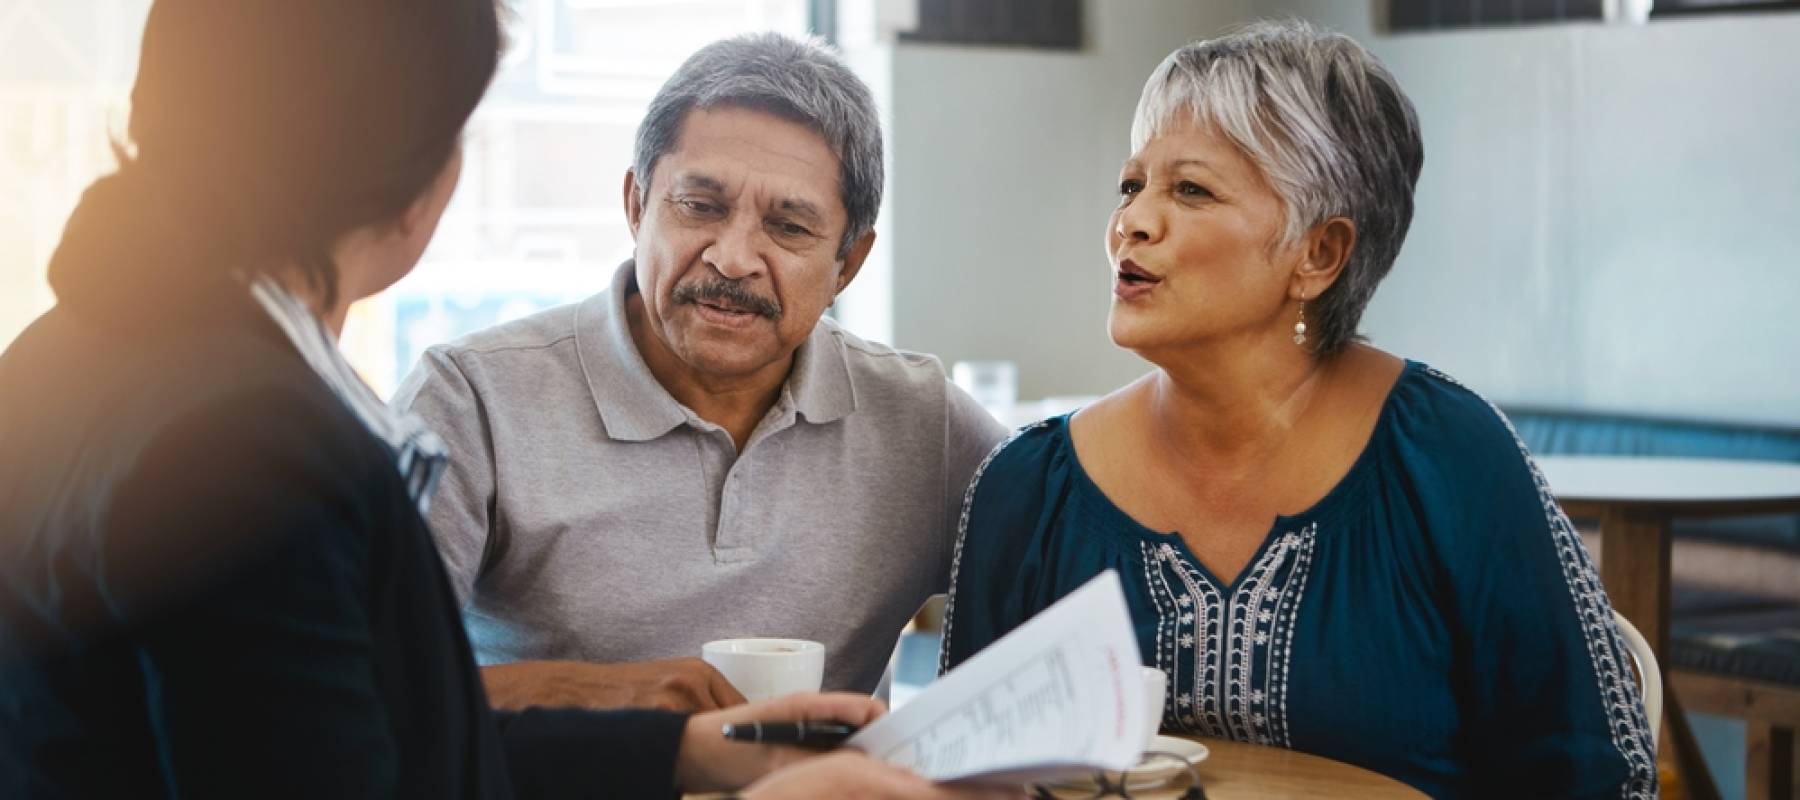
[1293,295,1308,346]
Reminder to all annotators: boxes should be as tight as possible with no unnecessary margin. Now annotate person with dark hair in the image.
[0,3,1012,798]
[393,32,1007,712]
[938,21,1657,798]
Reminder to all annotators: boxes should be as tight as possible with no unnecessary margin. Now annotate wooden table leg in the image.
[1600,507,1670,655]
[1599,507,1718,800]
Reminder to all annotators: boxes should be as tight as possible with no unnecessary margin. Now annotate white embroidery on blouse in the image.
[1423,367,1658,800]
[1142,524,1318,749]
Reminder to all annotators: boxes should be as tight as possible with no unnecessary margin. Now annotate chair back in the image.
[1613,610,1662,755]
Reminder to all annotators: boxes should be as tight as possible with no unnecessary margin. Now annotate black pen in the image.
[720,720,859,750]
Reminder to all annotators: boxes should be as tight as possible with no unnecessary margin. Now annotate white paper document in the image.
[849,570,1145,785]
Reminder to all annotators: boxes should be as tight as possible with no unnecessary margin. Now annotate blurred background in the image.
[3,0,1795,419]
[5,1,1797,796]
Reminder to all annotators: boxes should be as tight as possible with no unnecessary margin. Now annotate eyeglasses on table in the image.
[1028,750,1207,799]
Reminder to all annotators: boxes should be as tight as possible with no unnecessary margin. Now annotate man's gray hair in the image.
[1132,19,1424,357]
[634,32,883,259]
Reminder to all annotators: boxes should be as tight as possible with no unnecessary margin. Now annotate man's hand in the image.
[480,658,746,712]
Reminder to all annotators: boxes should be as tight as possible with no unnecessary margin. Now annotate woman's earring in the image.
[1293,296,1308,346]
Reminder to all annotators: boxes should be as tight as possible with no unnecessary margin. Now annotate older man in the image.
[394,33,1007,711]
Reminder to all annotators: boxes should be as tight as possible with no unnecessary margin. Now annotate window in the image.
[1388,0,1800,30]
[899,0,1081,49]
[0,0,146,351]
[1388,0,1604,31]
[1652,0,1800,16]
[343,0,815,396]
[0,1,816,392]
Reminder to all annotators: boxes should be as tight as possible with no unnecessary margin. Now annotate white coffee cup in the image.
[1140,666,1167,750]
[701,638,826,702]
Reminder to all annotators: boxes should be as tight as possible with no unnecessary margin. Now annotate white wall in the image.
[1263,0,1800,425]
[869,0,1800,425]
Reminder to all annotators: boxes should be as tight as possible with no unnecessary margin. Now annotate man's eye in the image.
[774,221,814,237]
[1177,181,1212,198]
[678,198,721,216]
[1118,179,1144,195]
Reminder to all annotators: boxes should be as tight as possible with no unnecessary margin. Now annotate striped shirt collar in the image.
[248,277,448,512]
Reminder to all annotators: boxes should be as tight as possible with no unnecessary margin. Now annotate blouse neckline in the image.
[1055,359,1422,591]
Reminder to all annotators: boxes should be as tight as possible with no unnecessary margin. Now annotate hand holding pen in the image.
[676,692,886,793]
[721,720,860,750]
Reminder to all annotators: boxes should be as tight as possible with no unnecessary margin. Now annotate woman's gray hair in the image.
[1133,20,1424,357]
[634,32,883,259]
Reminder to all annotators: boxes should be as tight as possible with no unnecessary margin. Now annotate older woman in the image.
[941,20,1656,798]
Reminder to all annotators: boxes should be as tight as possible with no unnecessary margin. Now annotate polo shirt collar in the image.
[577,260,857,442]
[788,315,856,426]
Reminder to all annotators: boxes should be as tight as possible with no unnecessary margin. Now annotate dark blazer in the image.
[0,281,684,799]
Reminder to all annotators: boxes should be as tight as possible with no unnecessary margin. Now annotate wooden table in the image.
[1536,455,1800,800]
[687,735,1421,800]
[1039,735,1423,799]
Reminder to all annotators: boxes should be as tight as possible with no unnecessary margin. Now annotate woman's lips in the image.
[1116,258,1161,283]
[1114,258,1162,300]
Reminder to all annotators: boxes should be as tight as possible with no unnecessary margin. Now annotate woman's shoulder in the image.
[89,310,402,512]
[966,415,1071,503]
[1380,362,1562,543]
[984,413,1075,472]
[965,381,1159,529]
[961,412,1113,546]
[7,302,380,474]
[160,342,383,463]
[1384,361,1534,466]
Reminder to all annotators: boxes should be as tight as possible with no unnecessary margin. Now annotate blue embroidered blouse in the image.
[940,362,1657,799]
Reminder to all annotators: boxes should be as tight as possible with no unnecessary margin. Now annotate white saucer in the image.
[1050,735,1210,791]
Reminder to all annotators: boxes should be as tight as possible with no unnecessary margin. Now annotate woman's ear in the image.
[1294,216,1356,299]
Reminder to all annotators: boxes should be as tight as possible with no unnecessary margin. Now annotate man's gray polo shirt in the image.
[393,262,1008,692]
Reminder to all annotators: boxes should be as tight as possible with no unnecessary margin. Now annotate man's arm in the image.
[481,657,746,712]
[392,346,496,606]
[397,348,747,713]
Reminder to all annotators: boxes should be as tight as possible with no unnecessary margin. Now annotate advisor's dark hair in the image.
[49,0,502,317]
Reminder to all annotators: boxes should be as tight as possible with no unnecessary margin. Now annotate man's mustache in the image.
[672,279,783,321]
